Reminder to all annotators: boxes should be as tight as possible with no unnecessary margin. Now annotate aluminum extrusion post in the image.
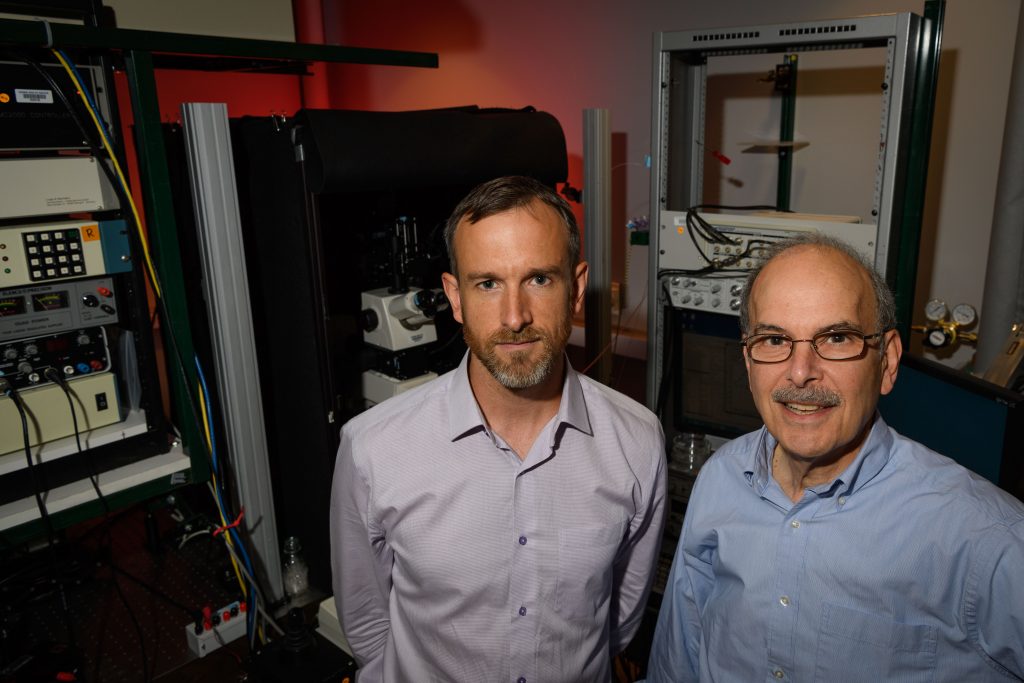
[584,108,613,385]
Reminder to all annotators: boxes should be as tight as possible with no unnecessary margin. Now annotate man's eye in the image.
[478,280,496,290]
[763,335,789,347]
[821,331,854,345]
[532,275,550,286]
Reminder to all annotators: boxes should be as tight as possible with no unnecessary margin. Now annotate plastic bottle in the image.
[282,535,309,599]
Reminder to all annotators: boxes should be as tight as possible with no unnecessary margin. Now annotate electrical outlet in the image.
[185,600,247,658]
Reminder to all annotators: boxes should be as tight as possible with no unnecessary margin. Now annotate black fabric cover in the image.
[295,106,568,194]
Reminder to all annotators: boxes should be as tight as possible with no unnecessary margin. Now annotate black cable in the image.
[9,49,257,671]
[15,51,274,647]
[1,380,56,545]
[44,368,110,515]
[0,379,81,651]
[679,203,790,270]
[18,53,253,548]
[111,571,151,683]
[13,51,205,674]
[12,52,212,466]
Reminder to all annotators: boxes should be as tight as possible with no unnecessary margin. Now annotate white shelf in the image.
[0,408,151,476]
[0,442,190,531]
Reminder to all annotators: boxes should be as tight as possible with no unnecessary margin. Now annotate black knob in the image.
[361,308,379,332]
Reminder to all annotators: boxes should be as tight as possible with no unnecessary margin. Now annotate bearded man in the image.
[331,175,666,682]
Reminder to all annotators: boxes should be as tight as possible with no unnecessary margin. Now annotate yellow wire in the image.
[53,49,264,641]
[198,380,249,601]
[50,49,163,300]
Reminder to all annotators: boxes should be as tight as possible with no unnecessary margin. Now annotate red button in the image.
[89,359,104,370]
[97,287,113,297]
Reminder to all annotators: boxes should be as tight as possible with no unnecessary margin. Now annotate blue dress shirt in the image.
[332,353,666,682]
[647,415,1024,682]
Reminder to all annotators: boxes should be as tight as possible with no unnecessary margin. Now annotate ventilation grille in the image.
[692,31,760,43]
[779,24,857,36]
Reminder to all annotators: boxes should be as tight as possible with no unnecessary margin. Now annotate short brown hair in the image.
[444,176,580,277]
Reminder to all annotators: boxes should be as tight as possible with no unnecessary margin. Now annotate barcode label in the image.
[14,89,54,104]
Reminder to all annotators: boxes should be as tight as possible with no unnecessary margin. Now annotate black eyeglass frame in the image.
[741,329,888,364]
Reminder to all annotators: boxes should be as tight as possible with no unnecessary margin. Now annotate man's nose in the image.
[786,338,824,386]
[501,288,533,332]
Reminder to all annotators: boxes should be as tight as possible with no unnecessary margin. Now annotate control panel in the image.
[0,277,119,341]
[0,326,111,391]
[0,219,130,289]
[658,211,878,316]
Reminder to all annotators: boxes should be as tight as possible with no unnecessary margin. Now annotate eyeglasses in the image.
[742,329,886,364]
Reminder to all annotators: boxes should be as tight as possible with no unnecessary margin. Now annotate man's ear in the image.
[879,328,902,396]
[742,342,754,388]
[441,272,463,324]
[572,261,589,315]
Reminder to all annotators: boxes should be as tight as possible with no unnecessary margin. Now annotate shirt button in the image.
[518,606,527,616]
[773,669,785,679]
[838,496,847,506]
[779,595,790,607]
[518,678,527,683]
[790,520,800,528]
[518,535,527,545]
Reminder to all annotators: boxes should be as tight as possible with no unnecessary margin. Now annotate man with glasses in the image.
[647,233,1024,681]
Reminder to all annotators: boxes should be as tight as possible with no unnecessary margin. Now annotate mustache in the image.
[771,385,842,407]
[489,327,544,344]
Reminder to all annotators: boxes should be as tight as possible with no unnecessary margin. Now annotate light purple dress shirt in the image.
[331,353,666,682]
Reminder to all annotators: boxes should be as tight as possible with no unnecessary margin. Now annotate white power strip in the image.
[185,600,248,657]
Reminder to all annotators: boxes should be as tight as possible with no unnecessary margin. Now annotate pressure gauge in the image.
[925,327,952,349]
[951,303,977,327]
[924,298,948,322]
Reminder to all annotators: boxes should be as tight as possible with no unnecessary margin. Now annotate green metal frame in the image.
[0,17,438,68]
[776,54,798,211]
[0,16,438,536]
[894,0,945,342]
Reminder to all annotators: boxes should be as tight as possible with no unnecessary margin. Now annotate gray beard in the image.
[465,321,570,390]
[480,338,559,389]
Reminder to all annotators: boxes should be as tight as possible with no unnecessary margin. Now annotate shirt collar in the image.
[446,351,593,443]
[744,412,894,498]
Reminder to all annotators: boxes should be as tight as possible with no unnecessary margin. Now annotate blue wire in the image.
[195,354,260,640]
[194,356,219,475]
[60,47,266,644]
[56,49,115,151]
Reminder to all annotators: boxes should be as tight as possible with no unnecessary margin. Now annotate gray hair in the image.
[443,175,580,277]
[738,232,896,335]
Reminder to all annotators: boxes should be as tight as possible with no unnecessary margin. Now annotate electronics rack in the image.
[647,13,925,414]
[643,14,933,608]
[0,51,176,538]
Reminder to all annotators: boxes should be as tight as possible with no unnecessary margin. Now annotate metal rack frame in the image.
[645,11,938,409]
[0,15,438,538]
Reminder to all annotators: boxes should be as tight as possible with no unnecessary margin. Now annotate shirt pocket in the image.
[556,522,626,622]
[814,602,937,682]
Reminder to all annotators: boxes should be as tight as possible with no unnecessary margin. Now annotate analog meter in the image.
[924,299,948,322]
[951,303,977,327]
